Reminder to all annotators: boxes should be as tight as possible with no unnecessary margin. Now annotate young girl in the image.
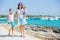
[7,8,15,37]
[23,6,27,25]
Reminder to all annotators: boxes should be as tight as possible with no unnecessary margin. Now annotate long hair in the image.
[17,2,23,9]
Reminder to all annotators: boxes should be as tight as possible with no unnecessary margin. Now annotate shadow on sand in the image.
[0,35,20,37]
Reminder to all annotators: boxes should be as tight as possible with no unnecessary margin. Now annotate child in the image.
[22,6,27,37]
[7,8,15,37]
[23,6,27,25]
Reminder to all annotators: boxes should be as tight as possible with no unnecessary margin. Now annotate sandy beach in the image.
[0,23,60,40]
[0,24,41,40]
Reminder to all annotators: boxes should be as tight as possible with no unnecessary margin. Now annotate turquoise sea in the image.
[0,18,60,28]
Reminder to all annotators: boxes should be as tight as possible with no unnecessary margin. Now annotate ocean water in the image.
[0,18,60,28]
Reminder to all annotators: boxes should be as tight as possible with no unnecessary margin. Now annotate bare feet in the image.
[8,34,10,36]
[20,35,25,37]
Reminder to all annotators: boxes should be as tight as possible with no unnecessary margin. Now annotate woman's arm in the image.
[14,11,19,22]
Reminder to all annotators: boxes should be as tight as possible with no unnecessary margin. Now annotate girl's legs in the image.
[8,29,10,36]
[11,21,15,37]
[4,24,11,36]
[8,28,14,37]
[12,28,14,37]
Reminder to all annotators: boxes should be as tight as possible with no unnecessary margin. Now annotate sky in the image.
[0,0,60,16]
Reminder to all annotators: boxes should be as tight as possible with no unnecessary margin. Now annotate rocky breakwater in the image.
[25,26,60,40]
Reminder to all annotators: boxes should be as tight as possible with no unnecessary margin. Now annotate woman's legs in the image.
[22,25,25,36]
[20,25,23,36]
[20,25,25,37]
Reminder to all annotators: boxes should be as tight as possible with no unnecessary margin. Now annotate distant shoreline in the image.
[0,15,60,18]
[0,15,60,21]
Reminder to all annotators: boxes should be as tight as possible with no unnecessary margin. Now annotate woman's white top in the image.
[17,9,27,25]
[18,9,24,19]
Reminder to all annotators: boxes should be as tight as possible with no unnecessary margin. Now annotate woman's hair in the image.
[17,2,23,9]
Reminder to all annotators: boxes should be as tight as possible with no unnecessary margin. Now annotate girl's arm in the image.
[23,9,27,17]
[7,16,9,21]
[23,13,27,17]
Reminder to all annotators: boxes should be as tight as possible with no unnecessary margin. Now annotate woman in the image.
[16,2,27,37]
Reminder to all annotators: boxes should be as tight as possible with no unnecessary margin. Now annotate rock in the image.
[53,29,60,33]
[56,38,60,40]
[25,26,60,40]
